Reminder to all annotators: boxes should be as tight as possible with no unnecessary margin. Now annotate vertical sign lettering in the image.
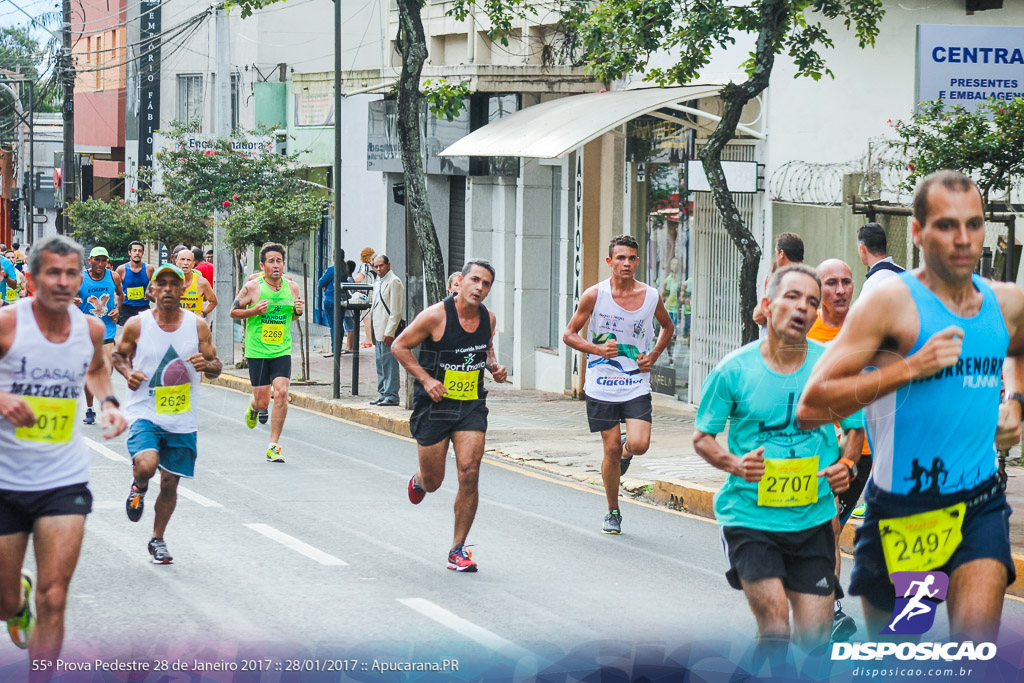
[572,150,584,397]
[138,0,161,184]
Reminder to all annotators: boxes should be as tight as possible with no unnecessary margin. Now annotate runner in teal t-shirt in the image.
[693,264,864,669]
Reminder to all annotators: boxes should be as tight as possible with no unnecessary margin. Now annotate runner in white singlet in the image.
[563,234,674,535]
[0,235,127,670]
[113,263,222,564]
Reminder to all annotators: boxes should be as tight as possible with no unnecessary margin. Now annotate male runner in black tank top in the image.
[391,259,507,572]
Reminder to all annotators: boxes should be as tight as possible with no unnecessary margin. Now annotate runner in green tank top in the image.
[230,243,305,462]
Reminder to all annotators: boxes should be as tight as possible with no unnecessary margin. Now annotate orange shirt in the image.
[806,311,870,456]
[807,311,840,344]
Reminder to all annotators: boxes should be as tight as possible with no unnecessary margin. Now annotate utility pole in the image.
[331,0,343,398]
[60,0,76,234]
[27,84,34,241]
[212,3,234,362]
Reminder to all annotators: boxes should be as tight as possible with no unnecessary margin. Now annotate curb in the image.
[206,373,1024,599]
[204,373,412,438]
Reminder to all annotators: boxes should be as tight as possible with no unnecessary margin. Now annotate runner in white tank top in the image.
[113,263,222,565]
[564,235,675,534]
[0,235,127,667]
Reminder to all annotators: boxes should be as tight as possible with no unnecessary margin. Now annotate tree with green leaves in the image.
[570,0,885,342]
[65,198,140,260]
[0,26,61,141]
[889,97,1024,209]
[229,0,542,305]
[151,126,325,255]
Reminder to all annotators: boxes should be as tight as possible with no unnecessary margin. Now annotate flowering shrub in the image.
[889,97,1024,204]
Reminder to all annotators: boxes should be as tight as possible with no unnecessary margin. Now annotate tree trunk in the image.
[698,0,787,344]
[396,0,447,306]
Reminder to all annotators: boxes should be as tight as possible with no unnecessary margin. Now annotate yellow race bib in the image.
[16,396,76,444]
[261,323,285,344]
[880,503,965,574]
[4,288,17,302]
[127,286,145,300]
[443,369,479,401]
[758,456,819,507]
[155,384,191,415]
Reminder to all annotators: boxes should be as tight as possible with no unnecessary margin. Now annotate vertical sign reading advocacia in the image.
[138,0,161,177]
[572,149,584,398]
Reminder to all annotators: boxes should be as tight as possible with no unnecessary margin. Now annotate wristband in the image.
[100,395,120,409]
[1007,392,1024,415]
[838,457,857,478]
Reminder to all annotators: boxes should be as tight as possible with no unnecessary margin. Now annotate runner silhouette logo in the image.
[884,571,949,635]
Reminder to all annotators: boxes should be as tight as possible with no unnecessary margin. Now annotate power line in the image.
[73,8,211,73]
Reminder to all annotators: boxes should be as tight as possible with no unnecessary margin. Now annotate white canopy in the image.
[440,84,761,159]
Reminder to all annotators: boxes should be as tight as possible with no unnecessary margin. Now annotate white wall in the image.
[339,95,387,260]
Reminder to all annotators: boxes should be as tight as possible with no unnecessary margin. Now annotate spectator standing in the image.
[319,250,349,356]
[369,255,404,406]
[857,222,905,298]
[354,247,378,348]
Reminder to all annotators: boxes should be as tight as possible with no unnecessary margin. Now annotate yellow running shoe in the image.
[6,569,34,649]
[245,405,258,429]
[266,445,285,463]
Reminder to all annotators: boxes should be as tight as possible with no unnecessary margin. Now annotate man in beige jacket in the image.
[370,254,405,406]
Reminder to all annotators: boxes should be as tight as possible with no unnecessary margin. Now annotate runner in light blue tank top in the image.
[797,171,1024,640]
[866,271,1008,496]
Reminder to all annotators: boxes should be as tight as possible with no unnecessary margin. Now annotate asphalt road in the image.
[2,381,1024,681]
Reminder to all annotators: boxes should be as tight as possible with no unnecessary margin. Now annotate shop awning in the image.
[440,84,759,159]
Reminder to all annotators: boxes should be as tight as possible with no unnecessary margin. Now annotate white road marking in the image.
[177,487,223,508]
[84,437,129,463]
[397,598,536,663]
[243,523,348,566]
[86,437,223,507]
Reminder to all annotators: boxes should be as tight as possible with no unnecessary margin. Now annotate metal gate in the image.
[688,143,762,404]
[448,177,467,273]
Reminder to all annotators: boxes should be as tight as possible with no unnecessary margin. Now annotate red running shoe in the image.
[447,545,477,572]
[408,474,426,504]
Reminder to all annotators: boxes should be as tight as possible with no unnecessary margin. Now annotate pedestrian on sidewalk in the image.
[563,234,674,535]
[354,247,378,349]
[319,250,351,357]
[392,259,507,572]
[369,255,404,407]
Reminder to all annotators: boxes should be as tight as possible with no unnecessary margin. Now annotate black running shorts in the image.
[248,355,292,387]
[118,303,149,326]
[585,393,652,433]
[849,475,1014,613]
[721,521,841,597]
[409,398,488,447]
[0,483,93,535]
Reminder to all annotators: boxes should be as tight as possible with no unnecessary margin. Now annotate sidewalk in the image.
[210,331,1024,596]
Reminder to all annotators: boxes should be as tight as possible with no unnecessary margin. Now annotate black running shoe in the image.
[831,605,857,642]
[148,538,173,564]
[83,408,96,425]
[125,480,147,523]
